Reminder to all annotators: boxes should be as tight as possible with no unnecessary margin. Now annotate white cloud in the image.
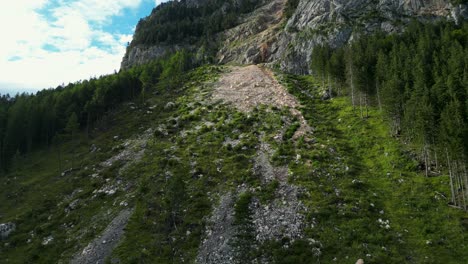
[0,0,152,92]
[51,0,143,25]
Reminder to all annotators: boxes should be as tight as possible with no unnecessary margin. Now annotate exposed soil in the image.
[212,65,311,139]
[212,65,298,112]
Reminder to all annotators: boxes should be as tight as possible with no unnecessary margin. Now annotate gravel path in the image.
[71,208,133,264]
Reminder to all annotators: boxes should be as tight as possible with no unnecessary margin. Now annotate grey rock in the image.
[321,90,331,100]
[196,193,237,264]
[451,4,468,24]
[42,236,54,246]
[251,142,306,243]
[89,144,98,153]
[164,102,176,110]
[121,0,467,73]
[71,209,133,264]
[121,45,184,70]
[61,168,75,177]
[0,222,15,239]
[67,199,81,211]
[274,0,467,74]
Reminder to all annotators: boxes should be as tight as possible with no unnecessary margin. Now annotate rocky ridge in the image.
[121,0,467,74]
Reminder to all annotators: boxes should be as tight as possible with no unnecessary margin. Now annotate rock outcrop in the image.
[121,0,467,72]
[216,0,287,65]
[121,45,182,70]
[0,222,15,239]
[71,209,133,264]
[273,0,468,73]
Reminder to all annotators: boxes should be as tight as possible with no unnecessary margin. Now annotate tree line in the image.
[131,0,261,47]
[311,21,468,209]
[0,51,194,172]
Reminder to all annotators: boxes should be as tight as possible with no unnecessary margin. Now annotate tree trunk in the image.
[424,144,429,177]
[463,161,468,210]
[455,161,466,209]
[376,80,382,112]
[58,144,62,174]
[322,73,325,89]
[446,149,456,206]
[458,161,467,210]
[433,139,439,170]
[359,92,363,119]
[350,65,355,109]
[86,112,91,140]
[365,92,369,118]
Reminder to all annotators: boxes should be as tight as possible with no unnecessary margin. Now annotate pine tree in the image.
[64,112,80,169]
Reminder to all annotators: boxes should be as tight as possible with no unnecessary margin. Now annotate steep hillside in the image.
[1,65,466,263]
[121,0,270,69]
[1,0,468,263]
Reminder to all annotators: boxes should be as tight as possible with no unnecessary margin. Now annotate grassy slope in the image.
[0,67,186,263]
[283,74,468,263]
[0,66,466,263]
[111,66,289,263]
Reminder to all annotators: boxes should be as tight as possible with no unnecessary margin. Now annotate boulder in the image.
[0,222,16,239]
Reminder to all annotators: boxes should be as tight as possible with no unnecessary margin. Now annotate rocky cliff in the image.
[121,0,467,73]
[272,0,468,73]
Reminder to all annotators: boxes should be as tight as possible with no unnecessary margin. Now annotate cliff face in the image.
[272,0,468,73]
[121,0,467,72]
[216,0,287,65]
[121,45,183,70]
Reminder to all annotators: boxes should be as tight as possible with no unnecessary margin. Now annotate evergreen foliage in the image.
[311,21,468,208]
[284,0,300,19]
[131,0,261,47]
[0,50,195,172]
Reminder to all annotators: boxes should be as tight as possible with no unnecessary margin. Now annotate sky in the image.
[0,0,169,95]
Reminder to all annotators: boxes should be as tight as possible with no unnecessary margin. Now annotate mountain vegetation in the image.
[0,0,467,263]
[0,51,194,172]
[310,21,468,209]
[131,0,261,47]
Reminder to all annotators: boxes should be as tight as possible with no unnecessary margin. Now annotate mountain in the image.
[122,0,468,73]
[0,0,467,263]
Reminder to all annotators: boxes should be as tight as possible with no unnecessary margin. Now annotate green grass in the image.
[111,66,294,263]
[0,66,209,263]
[1,67,466,263]
[281,74,468,263]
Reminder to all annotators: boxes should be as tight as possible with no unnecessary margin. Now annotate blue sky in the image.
[0,0,169,95]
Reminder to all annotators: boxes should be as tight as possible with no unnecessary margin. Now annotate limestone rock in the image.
[121,0,466,73]
[273,0,468,74]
